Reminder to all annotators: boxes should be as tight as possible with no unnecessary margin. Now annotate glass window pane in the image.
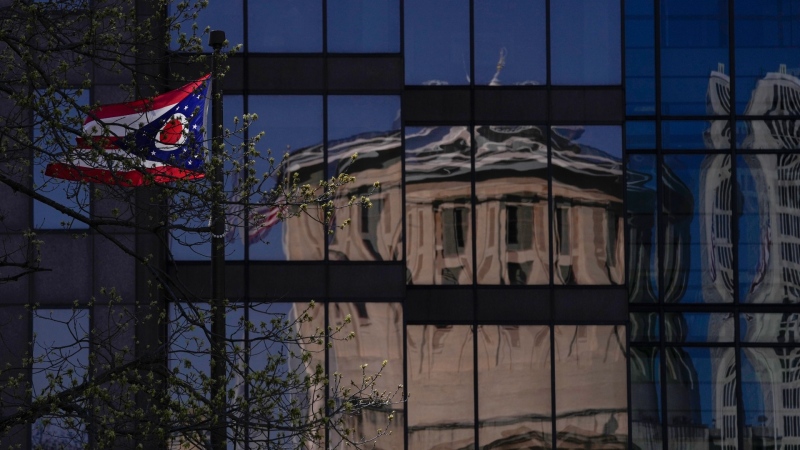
[631,313,660,342]
[31,309,89,448]
[551,126,624,285]
[742,347,800,449]
[478,325,551,449]
[626,0,656,115]
[407,325,474,450]
[473,0,545,86]
[475,125,549,285]
[627,121,656,150]
[328,303,405,449]
[666,347,737,446]
[737,154,800,304]
[170,95,245,261]
[405,126,473,285]
[738,120,800,150]
[34,90,90,230]
[628,154,659,302]
[741,313,800,343]
[662,154,733,303]
[327,0,399,53]
[660,0,730,115]
[404,0,469,85]
[734,0,800,115]
[247,96,324,261]
[551,0,621,85]
[169,0,243,51]
[248,0,322,52]
[630,346,662,450]
[246,302,325,448]
[664,312,735,343]
[555,325,628,447]
[661,120,731,150]
[327,96,402,262]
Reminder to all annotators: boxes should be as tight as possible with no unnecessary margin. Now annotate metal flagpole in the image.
[209,29,227,450]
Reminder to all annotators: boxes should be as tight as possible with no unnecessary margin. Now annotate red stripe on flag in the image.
[45,162,204,187]
[83,75,210,122]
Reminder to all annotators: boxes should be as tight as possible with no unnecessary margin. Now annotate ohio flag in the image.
[45,75,210,186]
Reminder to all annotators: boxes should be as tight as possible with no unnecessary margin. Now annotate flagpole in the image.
[209,29,227,450]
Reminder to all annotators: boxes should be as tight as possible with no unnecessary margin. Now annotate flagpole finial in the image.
[209,30,226,50]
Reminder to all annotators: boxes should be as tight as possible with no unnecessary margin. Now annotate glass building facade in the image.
[2,0,800,449]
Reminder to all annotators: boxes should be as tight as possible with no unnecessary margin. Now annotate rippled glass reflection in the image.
[407,325,474,450]
[630,346,661,450]
[738,153,800,303]
[664,313,734,343]
[741,313,800,343]
[248,96,324,261]
[555,325,628,449]
[665,347,737,449]
[741,347,800,450]
[551,126,624,285]
[628,154,658,302]
[662,154,733,303]
[474,126,548,285]
[478,325,551,449]
[405,126,473,285]
[329,303,405,450]
[327,96,402,262]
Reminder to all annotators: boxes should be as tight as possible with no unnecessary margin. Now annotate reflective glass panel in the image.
[33,90,90,230]
[662,154,733,303]
[31,309,89,448]
[404,0,469,85]
[171,95,245,261]
[630,346,662,450]
[246,302,325,448]
[661,120,731,150]
[625,0,656,115]
[473,0,545,86]
[741,347,800,449]
[660,0,730,116]
[169,0,243,51]
[329,303,405,449]
[247,96,324,261]
[551,0,621,85]
[405,126,473,285]
[248,0,322,52]
[554,325,628,448]
[327,0,400,53]
[665,347,737,447]
[627,121,656,150]
[474,125,548,285]
[741,313,800,343]
[664,312,734,343]
[630,313,659,342]
[551,126,624,285]
[627,154,659,302]
[738,120,800,150]
[327,96,402,262]
[738,154,800,303]
[407,325,474,450]
[478,325,551,449]
[734,0,800,115]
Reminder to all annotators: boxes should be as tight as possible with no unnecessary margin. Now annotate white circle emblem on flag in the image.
[156,113,190,151]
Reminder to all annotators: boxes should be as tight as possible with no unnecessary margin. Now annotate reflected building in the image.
[282,125,624,286]
[631,63,800,450]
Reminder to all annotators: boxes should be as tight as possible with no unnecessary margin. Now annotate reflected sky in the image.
[404,0,469,85]
[34,90,90,230]
[247,96,323,261]
[327,0,399,53]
